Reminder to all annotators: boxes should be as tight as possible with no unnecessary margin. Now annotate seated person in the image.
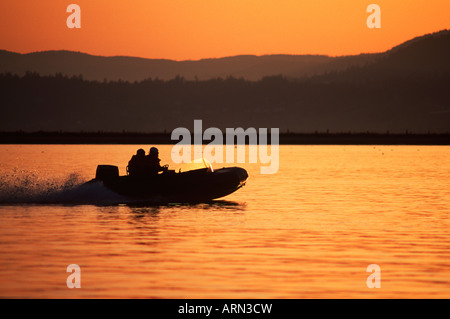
[146,147,168,174]
[127,148,147,177]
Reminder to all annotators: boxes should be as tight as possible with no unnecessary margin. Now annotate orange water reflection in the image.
[0,145,449,298]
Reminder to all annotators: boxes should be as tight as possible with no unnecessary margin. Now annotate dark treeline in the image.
[1,131,449,145]
[1,29,449,134]
[1,68,449,134]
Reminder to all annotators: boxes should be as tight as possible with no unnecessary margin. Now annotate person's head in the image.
[136,148,145,157]
[149,147,159,157]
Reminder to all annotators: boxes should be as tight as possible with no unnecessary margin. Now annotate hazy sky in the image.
[0,0,449,60]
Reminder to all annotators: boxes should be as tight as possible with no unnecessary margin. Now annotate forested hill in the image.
[1,30,448,83]
[0,30,449,133]
[0,50,376,82]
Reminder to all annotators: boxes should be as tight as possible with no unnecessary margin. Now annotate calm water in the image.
[0,145,449,298]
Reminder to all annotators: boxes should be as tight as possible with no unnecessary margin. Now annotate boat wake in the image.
[0,170,130,205]
[0,169,246,207]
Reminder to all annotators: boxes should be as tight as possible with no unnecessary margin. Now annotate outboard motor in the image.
[95,165,119,181]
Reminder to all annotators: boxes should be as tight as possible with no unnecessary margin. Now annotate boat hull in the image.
[90,167,248,203]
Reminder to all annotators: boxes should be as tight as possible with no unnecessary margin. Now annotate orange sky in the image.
[0,0,449,60]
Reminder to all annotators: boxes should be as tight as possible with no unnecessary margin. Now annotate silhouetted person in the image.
[127,148,147,177]
[146,147,167,174]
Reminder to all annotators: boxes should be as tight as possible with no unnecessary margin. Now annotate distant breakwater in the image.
[1,131,449,145]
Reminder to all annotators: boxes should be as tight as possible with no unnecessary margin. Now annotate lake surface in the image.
[0,145,449,298]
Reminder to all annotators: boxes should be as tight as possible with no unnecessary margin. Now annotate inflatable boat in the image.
[90,163,248,203]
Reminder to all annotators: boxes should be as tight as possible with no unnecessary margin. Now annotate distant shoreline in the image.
[0,132,449,145]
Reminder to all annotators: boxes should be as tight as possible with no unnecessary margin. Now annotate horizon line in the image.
[2,28,448,62]
[0,48,380,62]
[1,131,449,136]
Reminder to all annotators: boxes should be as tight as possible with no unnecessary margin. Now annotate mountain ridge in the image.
[1,29,448,82]
[1,30,447,82]
[0,29,449,133]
